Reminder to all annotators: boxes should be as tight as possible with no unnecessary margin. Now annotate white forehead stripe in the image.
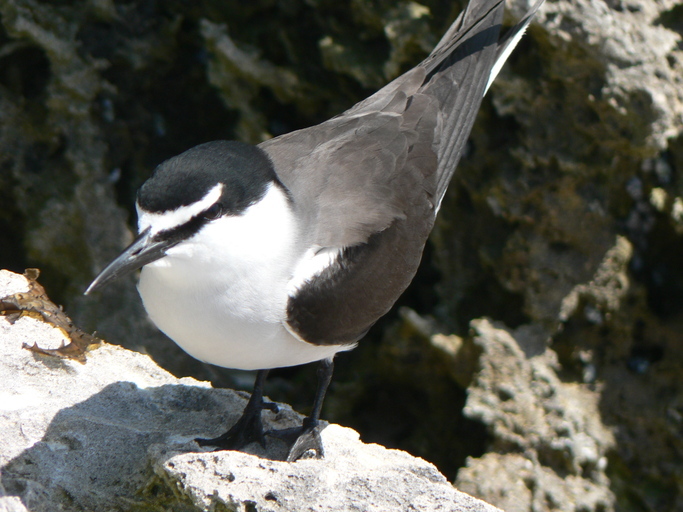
[137,183,224,234]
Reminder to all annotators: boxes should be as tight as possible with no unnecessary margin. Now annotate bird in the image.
[86,0,544,461]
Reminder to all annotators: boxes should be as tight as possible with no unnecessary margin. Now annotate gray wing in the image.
[259,69,437,248]
[257,0,536,345]
[260,0,510,245]
[261,77,441,345]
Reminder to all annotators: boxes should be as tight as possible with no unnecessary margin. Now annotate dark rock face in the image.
[1,1,682,510]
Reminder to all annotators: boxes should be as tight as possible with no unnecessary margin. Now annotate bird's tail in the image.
[424,0,545,209]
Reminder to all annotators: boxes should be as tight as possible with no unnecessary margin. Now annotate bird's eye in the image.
[203,203,223,220]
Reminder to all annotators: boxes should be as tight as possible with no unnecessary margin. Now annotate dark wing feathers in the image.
[283,95,440,345]
[286,210,434,345]
[261,0,507,244]
[422,0,504,77]
[494,0,545,68]
[256,0,541,345]
[261,97,436,247]
[424,4,505,206]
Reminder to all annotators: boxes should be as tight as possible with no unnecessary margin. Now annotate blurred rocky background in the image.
[1,0,682,510]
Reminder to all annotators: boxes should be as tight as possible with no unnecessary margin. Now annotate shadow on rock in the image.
[1,381,297,511]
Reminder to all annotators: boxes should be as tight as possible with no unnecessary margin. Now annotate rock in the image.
[0,270,501,512]
[455,319,615,512]
[150,429,498,512]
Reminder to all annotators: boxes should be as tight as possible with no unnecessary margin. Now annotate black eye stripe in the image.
[156,215,207,245]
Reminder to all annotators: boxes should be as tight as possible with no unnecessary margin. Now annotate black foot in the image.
[195,400,278,450]
[195,359,333,461]
[267,419,326,461]
[266,359,334,461]
[195,369,278,451]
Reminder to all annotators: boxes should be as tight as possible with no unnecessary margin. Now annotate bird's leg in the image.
[195,369,278,449]
[267,358,334,461]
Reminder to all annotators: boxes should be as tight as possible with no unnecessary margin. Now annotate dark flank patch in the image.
[286,216,433,346]
[137,141,280,215]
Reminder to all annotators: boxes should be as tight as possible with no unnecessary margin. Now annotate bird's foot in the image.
[267,418,325,461]
[195,400,279,450]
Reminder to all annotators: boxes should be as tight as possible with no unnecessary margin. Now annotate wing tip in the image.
[485,0,546,93]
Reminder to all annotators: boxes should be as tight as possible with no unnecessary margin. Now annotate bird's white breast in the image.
[137,183,346,370]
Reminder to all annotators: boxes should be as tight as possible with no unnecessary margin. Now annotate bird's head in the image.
[86,141,284,294]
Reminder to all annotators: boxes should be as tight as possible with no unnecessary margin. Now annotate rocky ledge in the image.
[0,269,500,512]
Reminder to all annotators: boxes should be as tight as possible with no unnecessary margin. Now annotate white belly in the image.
[138,264,344,370]
[135,183,349,370]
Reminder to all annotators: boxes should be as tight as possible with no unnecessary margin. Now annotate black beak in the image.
[85,227,177,295]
